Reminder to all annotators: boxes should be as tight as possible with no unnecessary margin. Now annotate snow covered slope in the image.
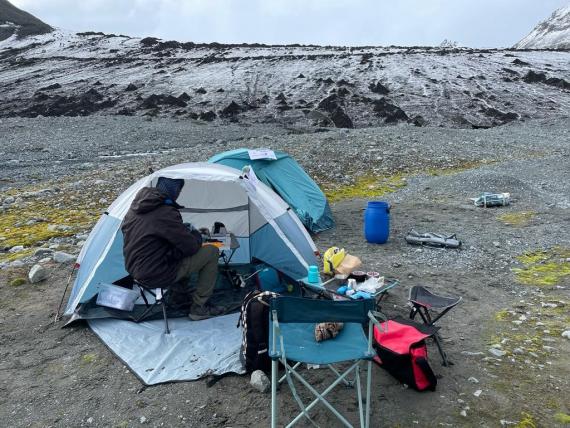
[514,4,570,50]
[0,0,52,41]
[0,30,568,129]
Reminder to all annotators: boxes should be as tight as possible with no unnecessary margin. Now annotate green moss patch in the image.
[321,160,494,203]
[81,353,98,364]
[513,247,570,287]
[497,211,536,227]
[514,413,537,428]
[555,413,570,424]
[9,277,27,287]
[323,173,407,203]
[0,179,115,263]
[425,159,495,177]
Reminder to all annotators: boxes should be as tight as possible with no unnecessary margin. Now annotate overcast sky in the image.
[11,0,570,47]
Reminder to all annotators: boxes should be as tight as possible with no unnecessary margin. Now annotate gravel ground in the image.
[0,117,569,427]
[1,115,569,189]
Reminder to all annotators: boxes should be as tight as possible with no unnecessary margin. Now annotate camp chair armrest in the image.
[368,310,387,331]
[271,310,280,356]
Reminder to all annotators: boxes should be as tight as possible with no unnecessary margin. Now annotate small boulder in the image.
[372,98,409,123]
[330,107,354,128]
[523,70,546,84]
[220,101,243,117]
[178,92,191,102]
[488,348,506,358]
[125,83,138,91]
[34,248,54,258]
[250,370,270,393]
[9,245,25,253]
[512,58,530,66]
[54,251,75,264]
[561,330,570,340]
[199,111,216,121]
[317,94,340,113]
[29,264,48,283]
[40,83,62,91]
[369,81,390,95]
[411,115,427,127]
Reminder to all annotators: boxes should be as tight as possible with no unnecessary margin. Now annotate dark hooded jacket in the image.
[121,187,202,286]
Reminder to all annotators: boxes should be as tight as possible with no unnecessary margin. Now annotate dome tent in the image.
[208,148,335,234]
[62,163,319,384]
[65,162,318,316]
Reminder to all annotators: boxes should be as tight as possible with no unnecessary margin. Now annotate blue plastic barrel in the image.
[364,201,390,244]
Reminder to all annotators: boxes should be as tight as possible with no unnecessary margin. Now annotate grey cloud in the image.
[11,0,570,47]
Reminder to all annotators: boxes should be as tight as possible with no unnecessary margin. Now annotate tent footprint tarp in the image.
[89,313,244,385]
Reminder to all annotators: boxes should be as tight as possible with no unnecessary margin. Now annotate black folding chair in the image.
[134,281,172,334]
[408,285,462,366]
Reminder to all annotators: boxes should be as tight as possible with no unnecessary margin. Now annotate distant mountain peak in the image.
[0,0,52,41]
[514,4,570,50]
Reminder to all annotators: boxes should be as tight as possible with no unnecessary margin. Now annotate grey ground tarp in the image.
[88,313,245,385]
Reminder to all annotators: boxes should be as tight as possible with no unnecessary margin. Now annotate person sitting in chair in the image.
[121,177,224,320]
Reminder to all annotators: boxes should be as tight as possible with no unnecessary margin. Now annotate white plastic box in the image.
[96,283,139,311]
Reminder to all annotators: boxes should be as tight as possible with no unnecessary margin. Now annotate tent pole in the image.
[54,263,77,323]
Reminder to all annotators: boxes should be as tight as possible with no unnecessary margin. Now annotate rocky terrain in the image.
[0,29,568,131]
[514,4,570,50]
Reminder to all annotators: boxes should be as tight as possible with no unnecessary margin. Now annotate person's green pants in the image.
[175,245,219,307]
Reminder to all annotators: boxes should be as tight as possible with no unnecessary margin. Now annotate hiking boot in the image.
[188,303,226,321]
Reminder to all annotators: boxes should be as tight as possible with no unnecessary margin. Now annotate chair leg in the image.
[286,362,356,428]
[420,307,452,366]
[409,306,418,320]
[162,300,170,335]
[365,360,372,428]
[271,359,278,428]
[433,333,451,366]
[355,364,364,428]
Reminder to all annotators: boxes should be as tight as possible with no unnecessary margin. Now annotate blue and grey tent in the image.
[209,149,335,234]
[64,162,319,384]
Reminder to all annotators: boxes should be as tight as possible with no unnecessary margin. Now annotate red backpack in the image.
[373,317,438,391]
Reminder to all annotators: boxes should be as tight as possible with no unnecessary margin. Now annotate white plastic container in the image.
[96,283,139,311]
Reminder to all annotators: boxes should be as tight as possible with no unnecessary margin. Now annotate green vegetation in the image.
[323,173,407,203]
[0,179,115,263]
[514,413,537,428]
[497,211,536,226]
[513,247,570,287]
[321,159,495,203]
[554,413,570,424]
[81,353,97,364]
[9,277,27,287]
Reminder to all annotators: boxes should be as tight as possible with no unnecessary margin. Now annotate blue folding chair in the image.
[269,296,385,428]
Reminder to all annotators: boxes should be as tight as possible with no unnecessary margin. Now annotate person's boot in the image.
[188,302,226,321]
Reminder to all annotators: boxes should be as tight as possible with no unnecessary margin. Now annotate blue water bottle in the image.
[307,265,320,283]
[364,201,390,244]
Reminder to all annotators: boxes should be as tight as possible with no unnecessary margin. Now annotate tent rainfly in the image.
[208,148,335,234]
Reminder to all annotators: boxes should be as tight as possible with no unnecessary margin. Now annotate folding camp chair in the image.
[408,285,462,366]
[269,296,385,428]
[134,281,172,334]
